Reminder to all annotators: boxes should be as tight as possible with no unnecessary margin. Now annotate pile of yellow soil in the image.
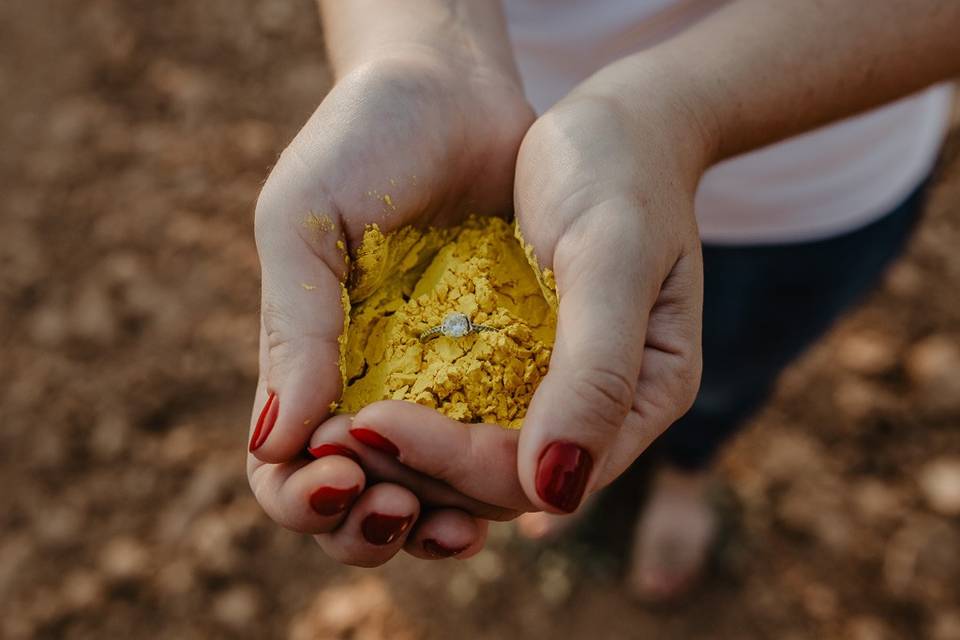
[336,216,557,428]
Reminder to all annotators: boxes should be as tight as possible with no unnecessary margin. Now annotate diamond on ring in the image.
[420,312,496,342]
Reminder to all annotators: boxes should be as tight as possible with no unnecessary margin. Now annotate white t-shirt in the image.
[503,0,954,244]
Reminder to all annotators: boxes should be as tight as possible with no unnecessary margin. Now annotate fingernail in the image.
[423,539,468,558]
[249,392,279,452]
[309,485,360,516]
[535,441,593,513]
[349,428,399,458]
[361,513,413,545]
[307,443,361,465]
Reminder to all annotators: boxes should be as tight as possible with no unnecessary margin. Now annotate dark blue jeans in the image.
[658,183,927,470]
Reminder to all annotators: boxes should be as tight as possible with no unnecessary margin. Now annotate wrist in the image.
[343,41,524,97]
[322,1,524,94]
[570,53,722,188]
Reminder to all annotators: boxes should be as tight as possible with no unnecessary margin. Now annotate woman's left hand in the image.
[507,81,707,513]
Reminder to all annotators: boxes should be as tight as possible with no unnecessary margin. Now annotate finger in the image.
[310,412,523,520]
[315,483,419,568]
[350,401,533,512]
[518,203,661,513]
[247,452,364,534]
[405,509,488,560]
[601,249,704,477]
[249,148,350,463]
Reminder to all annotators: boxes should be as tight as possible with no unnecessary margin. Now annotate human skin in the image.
[248,0,534,565]
[251,0,960,565]
[502,0,960,514]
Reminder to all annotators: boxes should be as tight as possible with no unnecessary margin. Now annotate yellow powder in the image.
[303,211,335,233]
[514,221,558,313]
[336,216,557,428]
[337,282,351,389]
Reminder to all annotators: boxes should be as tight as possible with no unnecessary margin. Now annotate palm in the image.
[248,57,535,499]
[512,98,704,492]
[278,60,534,247]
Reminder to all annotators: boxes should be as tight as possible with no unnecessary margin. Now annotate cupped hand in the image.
[326,79,709,531]
[511,87,707,513]
[248,51,533,565]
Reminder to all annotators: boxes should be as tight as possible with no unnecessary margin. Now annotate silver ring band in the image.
[420,312,496,342]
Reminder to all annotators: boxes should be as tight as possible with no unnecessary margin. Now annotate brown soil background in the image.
[2,1,960,639]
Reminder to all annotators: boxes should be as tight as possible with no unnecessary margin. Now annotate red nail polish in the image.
[349,428,399,457]
[309,485,360,516]
[361,513,412,545]
[307,443,361,465]
[535,441,593,513]
[423,539,468,558]
[249,392,279,452]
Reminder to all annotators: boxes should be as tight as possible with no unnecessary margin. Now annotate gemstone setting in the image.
[440,312,472,338]
[420,312,496,342]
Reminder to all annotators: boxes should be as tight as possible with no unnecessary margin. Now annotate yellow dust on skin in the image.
[303,211,335,234]
[338,282,351,389]
[336,216,557,428]
[335,239,349,266]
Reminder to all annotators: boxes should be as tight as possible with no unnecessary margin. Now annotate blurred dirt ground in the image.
[2,1,960,639]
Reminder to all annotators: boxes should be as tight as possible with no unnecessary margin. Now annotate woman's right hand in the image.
[248,50,534,565]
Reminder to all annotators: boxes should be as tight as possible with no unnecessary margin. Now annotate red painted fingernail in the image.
[309,485,360,516]
[423,539,468,558]
[349,428,399,457]
[307,443,361,465]
[535,441,593,513]
[249,392,279,452]
[361,513,413,545]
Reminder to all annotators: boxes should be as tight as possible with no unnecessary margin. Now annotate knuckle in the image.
[430,455,459,486]
[252,146,312,241]
[261,297,293,334]
[673,350,703,416]
[260,301,336,363]
[249,487,306,535]
[569,364,636,431]
[261,303,299,368]
[644,352,701,423]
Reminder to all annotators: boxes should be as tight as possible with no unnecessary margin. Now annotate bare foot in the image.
[627,465,717,603]
[516,495,595,541]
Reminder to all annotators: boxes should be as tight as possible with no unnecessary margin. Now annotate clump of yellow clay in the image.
[337,216,557,428]
[514,221,558,313]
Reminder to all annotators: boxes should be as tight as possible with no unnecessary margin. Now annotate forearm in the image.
[581,0,960,172]
[318,0,521,83]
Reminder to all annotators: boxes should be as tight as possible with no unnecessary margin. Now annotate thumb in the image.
[249,154,349,463]
[518,208,659,513]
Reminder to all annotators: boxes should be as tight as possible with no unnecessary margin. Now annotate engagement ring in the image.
[420,312,496,342]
